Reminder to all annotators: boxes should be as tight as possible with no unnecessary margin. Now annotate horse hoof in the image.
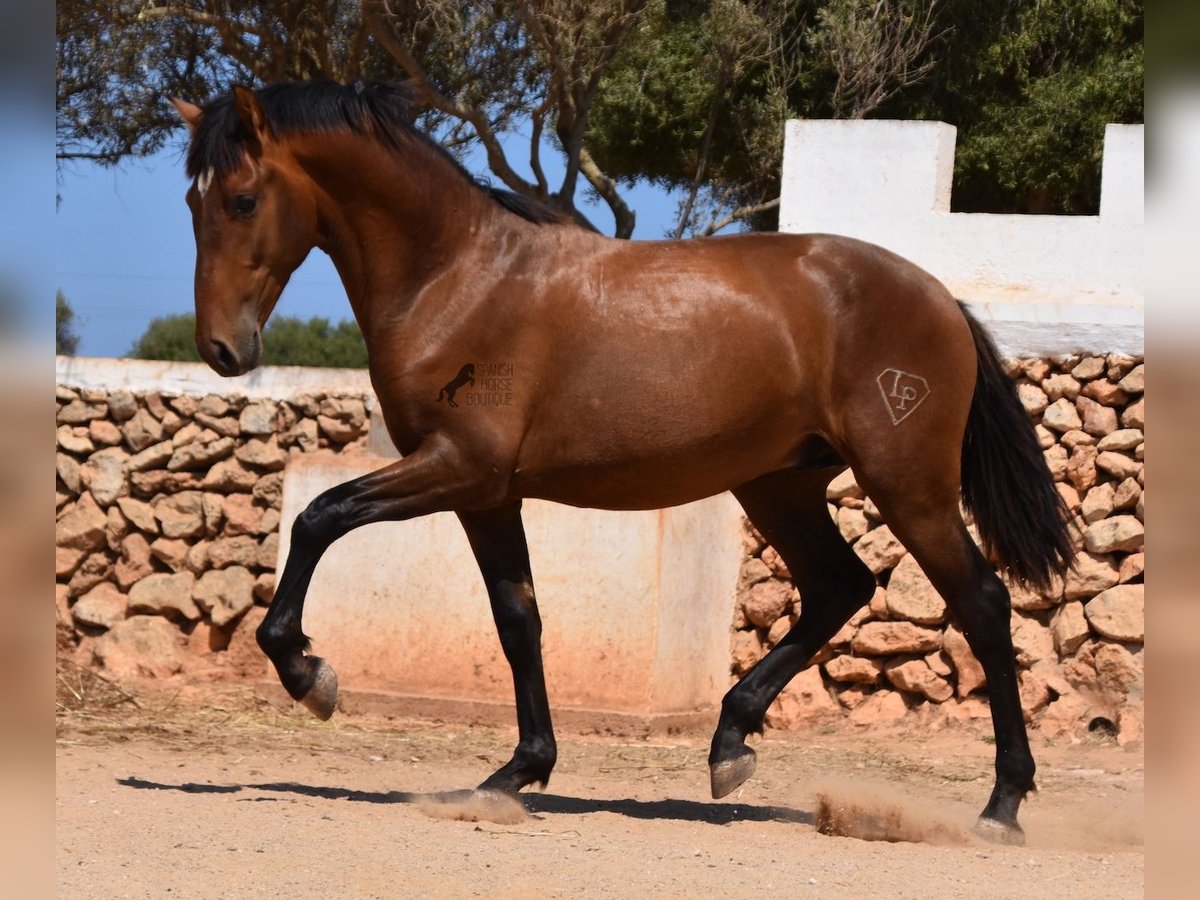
[973,816,1025,846]
[299,659,338,721]
[710,749,757,799]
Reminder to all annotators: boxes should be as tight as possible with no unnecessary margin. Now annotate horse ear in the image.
[231,85,272,150]
[170,98,203,133]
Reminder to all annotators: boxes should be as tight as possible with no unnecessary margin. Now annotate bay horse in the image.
[170,80,1072,844]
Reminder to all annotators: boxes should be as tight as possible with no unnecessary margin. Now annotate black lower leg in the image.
[460,507,557,795]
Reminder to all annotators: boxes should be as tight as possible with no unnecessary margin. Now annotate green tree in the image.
[57,1,1141,230]
[128,313,369,368]
[56,291,80,356]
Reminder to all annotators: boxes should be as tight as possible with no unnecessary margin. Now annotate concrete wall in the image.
[779,120,1144,356]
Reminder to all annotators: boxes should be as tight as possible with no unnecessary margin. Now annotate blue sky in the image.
[55,132,688,359]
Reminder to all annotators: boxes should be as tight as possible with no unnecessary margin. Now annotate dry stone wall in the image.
[55,381,372,679]
[732,353,1144,744]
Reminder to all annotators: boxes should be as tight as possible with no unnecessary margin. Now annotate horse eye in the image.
[233,195,258,217]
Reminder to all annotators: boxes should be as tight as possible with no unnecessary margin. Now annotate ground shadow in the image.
[117,777,812,826]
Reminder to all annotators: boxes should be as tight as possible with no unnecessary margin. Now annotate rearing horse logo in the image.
[437,363,476,407]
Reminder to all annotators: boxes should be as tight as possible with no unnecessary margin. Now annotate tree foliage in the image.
[128,313,370,368]
[57,1,1142,231]
[56,291,80,356]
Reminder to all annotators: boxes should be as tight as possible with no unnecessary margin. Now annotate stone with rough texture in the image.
[731,630,763,676]
[1042,373,1080,402]
[1085,585,1144,642]
[884,658,953,703]
[1055,482,1081,513]
[1077,396,1117,436]
[942,625,986,697]
[194,413,240,438]
[56,495,109,551]
[122,408,164,452]
[851,621,940,656]
[114,532,154,590]
[257,533,279,569]
[58,399,108,424]
[317,414,363,443]
[116,497,158,534]
[80,447,129,507]
[239,401,278,435]
[1017,383,1047,415]
[154,491,205,539]
[167,436,236,471]
[131,470,204,497]
[1096,451,1139,481]
[765,667,838,728]
[1112,478,1140,511]
[1042,398,1082,433]
[1060,429,1095,450]
[824,654,883,685]
[56,545,87,579]
[198,394,230,417]
[1084,516,1144,554]
[1018,669,1051,718]
[742,580,795,628]
[1121,398,1144,429]
[72,583,128,630]
[67,553,113,597]
[760,546,790,579]
[150,537,190,571]
[202,458,259,492]
[192,566,256,627]
[848,690,908,726]
[1097,428,1143,452]
[128,572,201,621]
[1118,364,1143,394]
[89,419,123,446]
[1118,552,1144,584]
[826,469,864,502]
[92,616,184,678]
[853,526,905,574]
[1034,424,1055,449]
[57,425,94,455]
[1050,602,1089,656]
[1093,642,1143,702]
[1080,483,1115,524]
[836,506,868,543]
[1071,357,1106,381]
[1067,446,1098,493]
[126,440,174,473]
[1062,552,1119,600]
[107,391,138,421]
[253,572,275,604]
[57,453,82,493]
[252,472,285,508]
[236,438,287,471]
[883,554,945,625]
[208,535,262,569]
[1042,444,1068,480]
[1010,615,1054,668]
[737,558,771,594]
[1081,380,1127,407]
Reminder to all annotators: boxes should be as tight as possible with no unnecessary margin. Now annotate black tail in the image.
[958,302,1075,591]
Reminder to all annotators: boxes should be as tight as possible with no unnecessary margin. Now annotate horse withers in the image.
[171,80,1073,843]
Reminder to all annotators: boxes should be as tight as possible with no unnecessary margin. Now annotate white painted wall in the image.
[778,120,1144,355]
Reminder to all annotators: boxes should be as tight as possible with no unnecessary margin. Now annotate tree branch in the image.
[580,147,635,239]
[701,197,780,237]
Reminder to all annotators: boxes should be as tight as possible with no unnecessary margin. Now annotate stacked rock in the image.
[731,354,1144,743]
[55,387,371,678]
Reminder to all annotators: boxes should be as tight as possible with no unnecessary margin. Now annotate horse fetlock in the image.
[298,657,339,721]
[973,816,1025,846]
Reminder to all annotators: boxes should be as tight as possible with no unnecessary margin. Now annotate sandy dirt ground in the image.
[56,674,1143,899]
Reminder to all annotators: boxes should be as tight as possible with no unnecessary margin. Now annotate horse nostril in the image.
[210,339,238,374]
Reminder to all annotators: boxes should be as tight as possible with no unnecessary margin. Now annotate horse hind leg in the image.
[853,463,1035,844]
[709,469,876,798]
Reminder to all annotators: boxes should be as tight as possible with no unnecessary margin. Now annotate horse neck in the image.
[292,132,495,326]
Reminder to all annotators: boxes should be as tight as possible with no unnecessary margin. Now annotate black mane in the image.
[186,79,567,227]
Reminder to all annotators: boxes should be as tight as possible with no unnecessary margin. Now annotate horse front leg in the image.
[257,442,487,718]
[458,504,557,795]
